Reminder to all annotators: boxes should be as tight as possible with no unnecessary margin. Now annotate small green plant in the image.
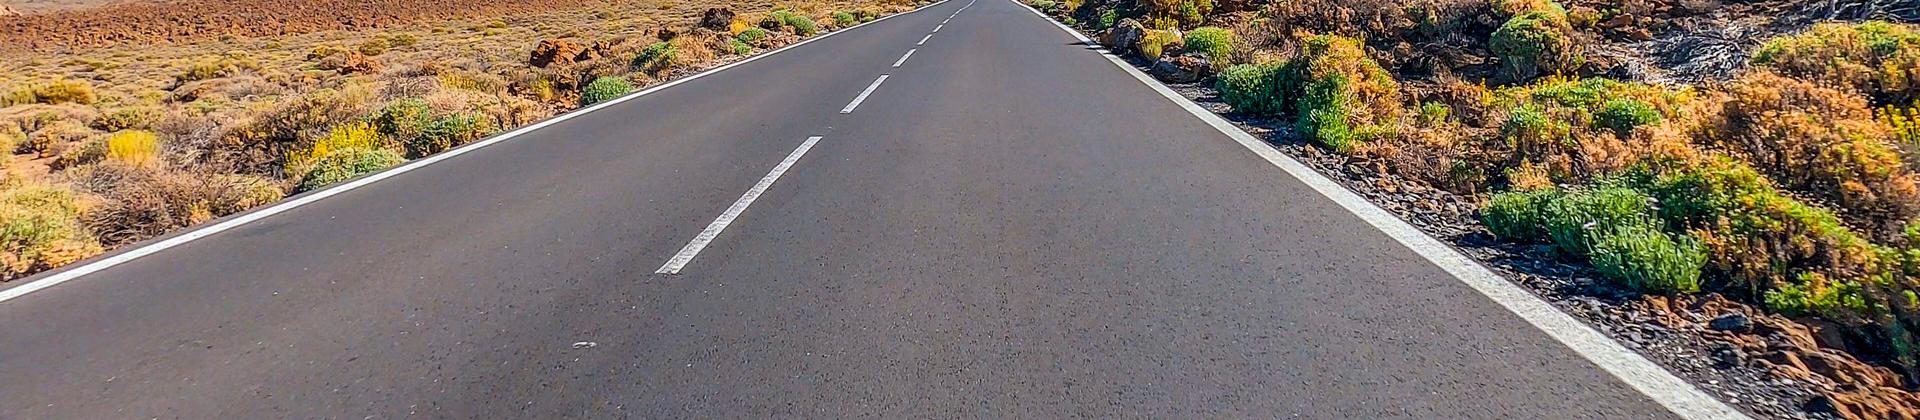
[1138,30,1182,61]
[1182,27,1237,63]
[1541,186,1654,257]
[1490,7,1580,81]
[296,147,405,192]
[1098,9,1119,30]
[736,27,770,44]
[773,12,819,36]
[369,98,433,143]
[633,42,677,69]
[1595,98,1662,137]
[1419,102,1452,124]
[1590,223,1707,294]
[833,11,857,27]
[579,77,634,106]
[1483,188,1563,242]
[1215,62,1291,115]
[727,38,753,55]
[407,113,495,158]
[1178,0,1204,27]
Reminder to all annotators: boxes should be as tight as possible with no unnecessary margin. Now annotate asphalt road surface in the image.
[0,0,1705,417]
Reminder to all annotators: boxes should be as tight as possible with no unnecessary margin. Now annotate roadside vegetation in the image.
[0,0,928,280]
[1038,0,1920,416]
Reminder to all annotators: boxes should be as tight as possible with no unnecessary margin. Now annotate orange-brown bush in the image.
[1751,21,1920,105]
[1708,72,1920,237]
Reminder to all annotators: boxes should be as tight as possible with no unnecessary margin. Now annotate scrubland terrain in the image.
[1030,0,1919,417]
[0,0,925,280]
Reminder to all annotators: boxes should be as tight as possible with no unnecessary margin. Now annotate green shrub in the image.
[775,12,819,36]
[369,98,433,143]
[91,107,160,132]
[2,79,98,106]
[1178,0,1204,27]
[1591,224,1707,293]
[1752,21,1920,103]
[1483,188,1563,242]
[407,113,495,158]
[1138,30,1183,61]
[1182,27,1237,63]
[1292,35,1401,152]
[833,11,858,27]
[1098,9,1119,30]
[1029,0,1057,10]
[1215,62,1291,115]
[296,147,405,192]
[1541,186,1653,257]
[1490,8,1580,82]
[579,77,634,106]
[727,38,753,55]
[1595,98,1661,137]
[736,27,770,44]
[1212,35,1400,152]
[1419,102,1452,124]
[633,42,677,69]
[0,183,101,277]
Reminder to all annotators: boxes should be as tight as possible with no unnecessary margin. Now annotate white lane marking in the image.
[1010,1,1748,419]
[893,49,916,68]
[657,136,824,275]
[0,0,962,304]
[933,24,943,32]
[841,75,890,114]
[917,34,933,45]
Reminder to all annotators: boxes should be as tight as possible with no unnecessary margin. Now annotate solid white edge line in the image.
[0,0,963,304]
[893,49,917,68]
[656,136,825,274]
[917,33,934,45]
[1008,0,1748,419]
[841,74,889,114]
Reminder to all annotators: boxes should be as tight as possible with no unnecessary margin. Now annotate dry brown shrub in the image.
[66,163,285,245]
[1710,72,1920,237]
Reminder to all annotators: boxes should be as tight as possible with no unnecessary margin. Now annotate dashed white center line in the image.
[841,75,889,114]
[893,49,916,67]
[933,24,943,32]
[656,136,826,275]
[917,34,933,45]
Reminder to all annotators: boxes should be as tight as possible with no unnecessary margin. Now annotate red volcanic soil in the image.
[0,0,615,53]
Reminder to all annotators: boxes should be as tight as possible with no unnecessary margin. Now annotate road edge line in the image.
[1008,0,1748,419]
[0,0,958,304]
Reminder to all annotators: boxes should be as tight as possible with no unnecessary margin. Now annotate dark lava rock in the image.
[698,8,735,31]
[1150,55,1210,83]
[1710,313,1752,333]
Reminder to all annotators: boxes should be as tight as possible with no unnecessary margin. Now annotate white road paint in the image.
[841,75,890,114]
[933,24,943,32]
[0,0,963,304]
[917,34,934,45]
[1010,0,1748,419]
[656,136,825,275]
[893,49,917,67]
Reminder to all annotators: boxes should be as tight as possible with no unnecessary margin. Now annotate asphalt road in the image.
[0,0,1695,417]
